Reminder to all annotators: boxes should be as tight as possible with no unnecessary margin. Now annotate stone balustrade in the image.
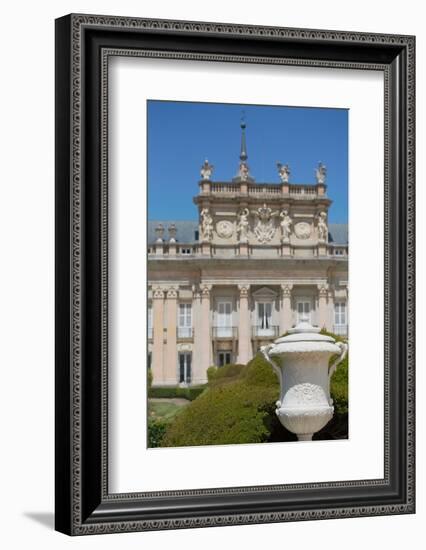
[199,180,326,198]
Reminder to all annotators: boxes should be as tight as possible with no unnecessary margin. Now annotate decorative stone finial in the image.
[155,223,164,242]
[168,223,177,243]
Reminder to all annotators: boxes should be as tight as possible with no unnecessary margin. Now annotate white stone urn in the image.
[261,322,348,441]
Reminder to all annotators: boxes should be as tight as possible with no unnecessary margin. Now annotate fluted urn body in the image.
[261,322,347,441]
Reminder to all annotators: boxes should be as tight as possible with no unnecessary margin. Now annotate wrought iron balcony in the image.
[212,326,238,339]
[252,325,280,339]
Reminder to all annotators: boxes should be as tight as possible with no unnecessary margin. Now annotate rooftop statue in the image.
[200,159,214,181]
[237,162,250,182]
[315,161,327,184]
[277,162,291,183]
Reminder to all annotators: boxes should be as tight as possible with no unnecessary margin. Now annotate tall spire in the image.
[233,115,254,183]
[240,116,248,162]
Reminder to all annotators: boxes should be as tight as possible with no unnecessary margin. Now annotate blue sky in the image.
[147,101,348,224]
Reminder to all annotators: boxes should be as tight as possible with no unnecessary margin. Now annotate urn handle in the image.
[260,344,283,391]
[328,341,348,381]
[327,342,347,405]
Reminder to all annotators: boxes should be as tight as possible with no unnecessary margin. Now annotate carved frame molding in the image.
[55,14,415,535]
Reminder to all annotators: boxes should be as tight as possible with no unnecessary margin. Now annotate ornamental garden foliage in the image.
[148,331,349,448]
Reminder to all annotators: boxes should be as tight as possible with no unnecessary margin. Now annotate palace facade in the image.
[148,123,348,387]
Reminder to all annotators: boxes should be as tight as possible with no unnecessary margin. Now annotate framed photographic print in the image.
[55,14,415,535]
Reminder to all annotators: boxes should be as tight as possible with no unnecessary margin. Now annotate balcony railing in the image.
[333,325,348,336]
[212,326,238,339]
[202,181,325,199]
[252,325,280,339]
[248,185,282,197]
[289,184,318,197]
[177,327,194,340]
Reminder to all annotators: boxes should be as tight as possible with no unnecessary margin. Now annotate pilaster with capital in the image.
[165,287,179,384]
[198,284,212,376]
[280,284,293,334]
[237,284,251,364]
[152,287,165,384]
[191,286,205,384]
[317,283,329,330]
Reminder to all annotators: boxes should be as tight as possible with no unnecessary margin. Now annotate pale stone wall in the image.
[148,266,348,386]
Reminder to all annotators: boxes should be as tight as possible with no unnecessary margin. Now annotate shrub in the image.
[162,355,280,447]
[207,366,218,382]
[148,385,206,401]
[243,354,280,387]
[208,363,246,387]
[147,368,153,390]
[147,419,168,448]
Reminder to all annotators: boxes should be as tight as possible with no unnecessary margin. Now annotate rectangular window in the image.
[217,301,232,337]
[218,351,232,367]
[178,352,192,384]
[334,302,346,325]
[257,302,273,335]
[297,300,311,324]
[178,303,192,338]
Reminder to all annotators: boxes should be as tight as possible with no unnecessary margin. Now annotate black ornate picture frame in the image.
[55,14,415,535]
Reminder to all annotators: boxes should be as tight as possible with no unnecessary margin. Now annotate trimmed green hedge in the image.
[162,356,280,447]
[207,363,246,387]
[148,385,206,401]
[147,419,168,448]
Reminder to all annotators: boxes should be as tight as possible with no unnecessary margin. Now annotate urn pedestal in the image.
[261,322,347,441]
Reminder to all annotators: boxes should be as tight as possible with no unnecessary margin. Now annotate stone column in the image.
[165,287,178,385]
[152,287,165,385]
[317,284,328,330]
[327,288,334,332]
[198,284,212,378]
[237,284,251,364]
[280,284,293,335]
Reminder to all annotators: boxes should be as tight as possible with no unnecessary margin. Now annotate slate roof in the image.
[148,220,199,244]
[327,224,348,245]
[147,220,348,245]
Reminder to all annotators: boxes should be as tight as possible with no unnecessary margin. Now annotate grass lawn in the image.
[148,398,189,422]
